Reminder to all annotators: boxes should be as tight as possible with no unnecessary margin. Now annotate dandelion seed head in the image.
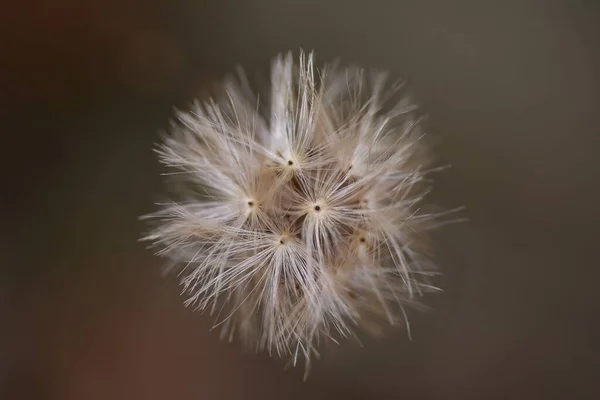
[142,50,456,370]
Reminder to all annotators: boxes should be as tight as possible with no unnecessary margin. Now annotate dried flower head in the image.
[143,50,453,370]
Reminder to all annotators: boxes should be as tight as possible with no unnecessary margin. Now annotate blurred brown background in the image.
[3,0,600,399]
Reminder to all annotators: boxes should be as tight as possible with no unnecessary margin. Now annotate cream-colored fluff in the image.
[142,50,453,372]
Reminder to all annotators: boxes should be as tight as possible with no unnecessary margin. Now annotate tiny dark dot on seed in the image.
[280,239,285,244]
[247,201,254,206]
[314,205,321,211]
[288,160,293,166]
[359,237,366,243]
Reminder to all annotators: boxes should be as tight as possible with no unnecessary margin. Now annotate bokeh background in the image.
[3,0,600,399]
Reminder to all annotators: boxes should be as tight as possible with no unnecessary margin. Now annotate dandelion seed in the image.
[142,50,459,372]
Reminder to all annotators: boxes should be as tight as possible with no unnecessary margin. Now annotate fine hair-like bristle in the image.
[142,50,456,370]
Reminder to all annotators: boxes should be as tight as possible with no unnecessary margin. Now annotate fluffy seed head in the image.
[142,50,453,369]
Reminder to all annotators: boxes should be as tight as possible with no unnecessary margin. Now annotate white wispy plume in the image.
[142,50,457,371]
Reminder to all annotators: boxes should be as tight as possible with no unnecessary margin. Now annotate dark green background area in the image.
[3,1,599,398]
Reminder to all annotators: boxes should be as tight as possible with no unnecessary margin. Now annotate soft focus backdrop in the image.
[3,1,600,399]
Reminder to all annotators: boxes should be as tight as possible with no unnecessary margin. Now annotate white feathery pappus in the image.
[141,50,462,375]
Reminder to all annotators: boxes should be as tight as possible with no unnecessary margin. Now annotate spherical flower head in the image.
[142,50,454,371]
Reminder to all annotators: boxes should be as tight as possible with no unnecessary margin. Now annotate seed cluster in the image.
[143,51,447,368]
